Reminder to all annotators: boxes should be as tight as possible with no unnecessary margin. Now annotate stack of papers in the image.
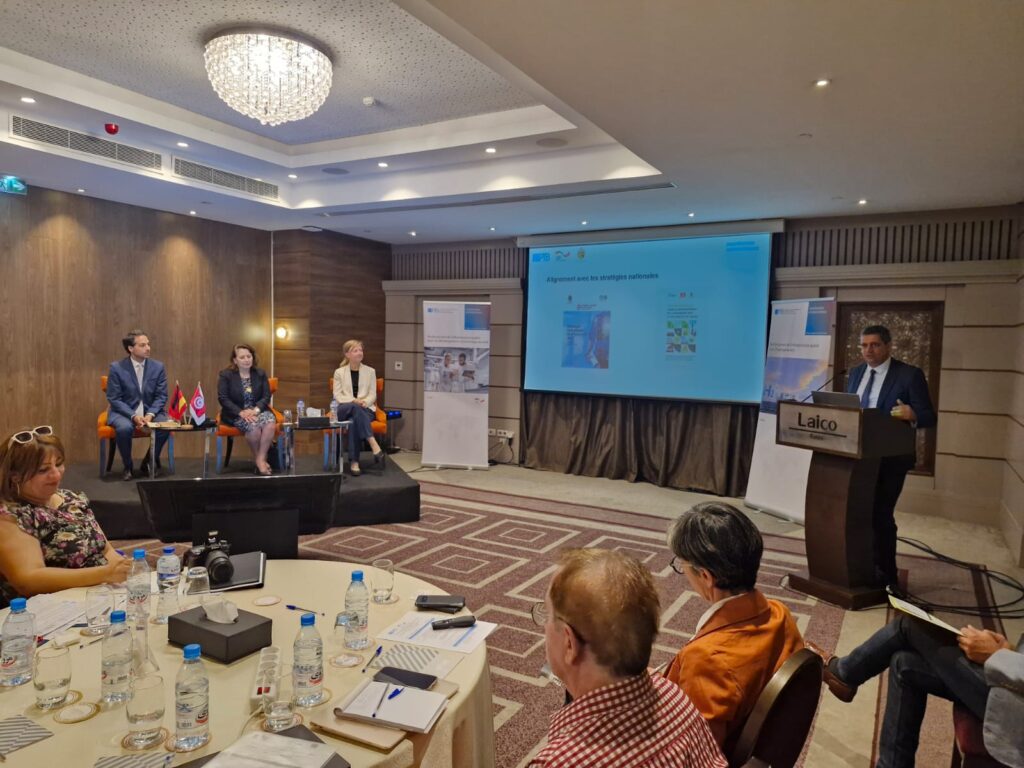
[338,680,447,734]
[377,611,496,654]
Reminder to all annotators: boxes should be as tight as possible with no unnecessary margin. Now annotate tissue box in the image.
[168,606,272,663]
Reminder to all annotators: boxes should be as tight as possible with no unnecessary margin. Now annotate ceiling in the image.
[0,0,1021,244]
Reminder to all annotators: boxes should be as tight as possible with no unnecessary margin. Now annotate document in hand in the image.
[338,680,448,734]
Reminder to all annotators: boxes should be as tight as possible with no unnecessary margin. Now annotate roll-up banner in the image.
[744,298,836,522]
[422,301,491,469]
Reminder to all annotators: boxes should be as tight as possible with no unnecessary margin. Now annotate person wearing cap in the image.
[0,427,129,604]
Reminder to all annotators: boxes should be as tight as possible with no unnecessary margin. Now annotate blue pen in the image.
[387,687,404,701]
[370,683,392,718]
[285,604,325,616]
[361,645,383,673]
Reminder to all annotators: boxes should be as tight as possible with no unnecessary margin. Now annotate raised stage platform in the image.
[64,451,420,540]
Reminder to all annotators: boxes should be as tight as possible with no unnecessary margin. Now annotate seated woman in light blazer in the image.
[332,339,384,476]
[217,344,276,475]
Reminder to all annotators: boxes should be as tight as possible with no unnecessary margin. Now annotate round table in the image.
[0,560,495,767]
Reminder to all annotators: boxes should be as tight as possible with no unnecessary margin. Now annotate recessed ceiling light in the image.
[76,188,85,193]
[408,231,417,237]
[287,173,298,179]
[254,178,262,182]
[176,141,189,148]
[858,199,868,205]
[489,227,496,231]
[189,210,197,216]
[815,78,831,88]
[688,212,695,218]
[580,220,588,226]
[20,96,35,104]
[484,147,497,154]
[377,162,389,168]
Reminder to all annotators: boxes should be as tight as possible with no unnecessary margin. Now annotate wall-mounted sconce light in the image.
[275,325,289,340]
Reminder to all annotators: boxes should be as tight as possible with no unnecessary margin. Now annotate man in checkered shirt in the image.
[529,548,726,768]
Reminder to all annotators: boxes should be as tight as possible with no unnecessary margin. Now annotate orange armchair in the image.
[215,376,285,473]
[97,375,175,477]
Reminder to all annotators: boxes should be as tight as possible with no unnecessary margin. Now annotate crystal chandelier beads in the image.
[204,30,333,126]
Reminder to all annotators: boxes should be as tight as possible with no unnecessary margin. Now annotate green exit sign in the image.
[0,175,27,195]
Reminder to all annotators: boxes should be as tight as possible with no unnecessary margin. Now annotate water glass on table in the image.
[371,558,395,603]
[33,645,71,709]
[262,667,296,732]
[84,585,114,636]
[183,567,211,608]
[126,674,165,748]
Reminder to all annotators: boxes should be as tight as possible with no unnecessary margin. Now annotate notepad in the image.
[337,680,447,734]
[888,595,963,635]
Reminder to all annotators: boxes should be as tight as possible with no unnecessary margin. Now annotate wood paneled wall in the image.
[0,187,272,463]
[272,229,391,452]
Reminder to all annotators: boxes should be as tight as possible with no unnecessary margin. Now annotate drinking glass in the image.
[32,646,71,709]
[371,559,394,604]
[183,567,211,608]
[83,585,114,636]
[262,667,296,732]
[126,674,165,748]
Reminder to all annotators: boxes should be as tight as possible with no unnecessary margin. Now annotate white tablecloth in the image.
[0,560,495,767]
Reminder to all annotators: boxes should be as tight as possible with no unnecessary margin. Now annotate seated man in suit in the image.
[665,502,804,751]
[846,324,937,589]
[820,616,1023,767]
[530,548,725,768]
[106,329,170,480]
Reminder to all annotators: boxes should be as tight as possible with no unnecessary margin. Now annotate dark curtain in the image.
[522,391,758,497]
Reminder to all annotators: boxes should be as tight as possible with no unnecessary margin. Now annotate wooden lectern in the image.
[776,400,915,609]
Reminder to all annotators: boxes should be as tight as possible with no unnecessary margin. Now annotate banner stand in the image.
[744,298,835,523]
[422,301,491,469]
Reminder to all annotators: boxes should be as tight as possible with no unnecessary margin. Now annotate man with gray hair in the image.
[529,548,725,767]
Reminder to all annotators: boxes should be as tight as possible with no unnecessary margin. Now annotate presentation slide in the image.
[524,234,771,403]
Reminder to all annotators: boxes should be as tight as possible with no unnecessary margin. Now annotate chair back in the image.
[101,375,108,392]
[728,648,823,768]
[269,376,278,394]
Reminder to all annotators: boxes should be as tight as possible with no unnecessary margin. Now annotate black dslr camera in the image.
[185,531,234,585]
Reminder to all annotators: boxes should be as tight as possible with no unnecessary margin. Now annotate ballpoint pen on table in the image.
[361,645,383,673]
[370,683,389,718]
[285,604,325,616]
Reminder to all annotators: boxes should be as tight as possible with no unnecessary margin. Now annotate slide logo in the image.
[532,252,551,262]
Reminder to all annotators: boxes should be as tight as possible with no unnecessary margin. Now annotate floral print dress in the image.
[232,377,276,434]
[0,489,109,604]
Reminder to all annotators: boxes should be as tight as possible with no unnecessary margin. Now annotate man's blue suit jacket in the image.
[106,357,168,420]
[846,358,937,430]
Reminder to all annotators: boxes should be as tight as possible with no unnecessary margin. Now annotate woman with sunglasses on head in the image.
[0,427,129,604]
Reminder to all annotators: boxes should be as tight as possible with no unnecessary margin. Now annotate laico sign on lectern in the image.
[776,399,915,609]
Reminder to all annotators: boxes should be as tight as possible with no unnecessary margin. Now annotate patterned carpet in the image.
[114,480,997,767]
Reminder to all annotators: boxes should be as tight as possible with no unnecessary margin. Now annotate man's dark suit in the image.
[846,358,937,585]
[106,356,170,470]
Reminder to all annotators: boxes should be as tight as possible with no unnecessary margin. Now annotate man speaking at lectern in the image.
[846,325,936,590]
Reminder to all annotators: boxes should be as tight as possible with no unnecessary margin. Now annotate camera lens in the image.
[205,549,234,584]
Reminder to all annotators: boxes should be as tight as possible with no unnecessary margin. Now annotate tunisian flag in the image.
[168,382,188,422]
[189,383,207,425]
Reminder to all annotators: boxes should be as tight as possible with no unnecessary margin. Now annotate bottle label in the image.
[294,662,323,692]
[0,653,16,670]
[176,700,209,729]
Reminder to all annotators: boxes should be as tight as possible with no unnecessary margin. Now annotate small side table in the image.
[282,420,352,475]
[147,421,217,479]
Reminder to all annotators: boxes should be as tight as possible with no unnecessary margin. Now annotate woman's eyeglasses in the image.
[532,601,587,644]
[670,557,691,575]
[8,426,54,447]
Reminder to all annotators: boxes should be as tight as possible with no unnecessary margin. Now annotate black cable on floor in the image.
[895,536,1024,620]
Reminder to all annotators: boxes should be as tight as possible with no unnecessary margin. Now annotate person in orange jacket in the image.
[664,502,804,752]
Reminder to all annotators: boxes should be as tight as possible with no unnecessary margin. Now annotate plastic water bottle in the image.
[0,597,35,687]
[293,613,325,707]
[174,644,210,751]
[154,546,181,624]
[343,571,369,650]
[296,399,305,420]
[100,610,132,703]
[329,398,338,422]
[127,549,151,623]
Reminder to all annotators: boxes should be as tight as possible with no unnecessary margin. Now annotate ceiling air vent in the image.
[11,115,162,170]
[174,158,278,200]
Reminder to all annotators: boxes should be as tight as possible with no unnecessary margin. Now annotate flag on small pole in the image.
[189,383,207,426]
[168,381,188,423]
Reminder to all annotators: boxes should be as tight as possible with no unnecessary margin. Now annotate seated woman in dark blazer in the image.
[0,427,129,604]
[217,344,276,475]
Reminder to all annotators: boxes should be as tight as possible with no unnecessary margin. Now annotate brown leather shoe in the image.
[806,641,857,703]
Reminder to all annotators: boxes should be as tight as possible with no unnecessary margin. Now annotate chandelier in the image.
[204,29,333,126]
